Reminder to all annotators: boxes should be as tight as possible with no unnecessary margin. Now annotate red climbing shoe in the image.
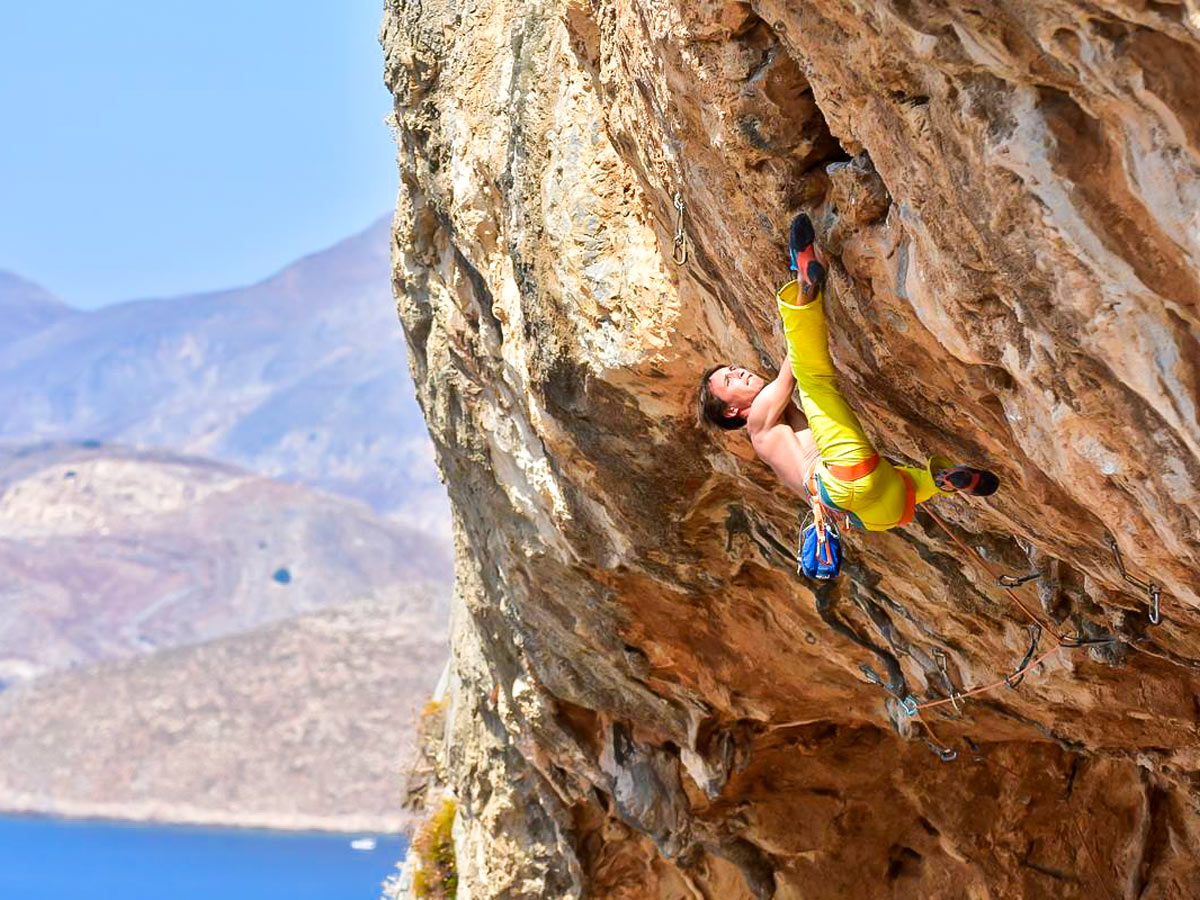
[935,466,1000,497]
[788,213,826,294]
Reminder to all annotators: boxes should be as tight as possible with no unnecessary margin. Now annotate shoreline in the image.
[0,797,411,836]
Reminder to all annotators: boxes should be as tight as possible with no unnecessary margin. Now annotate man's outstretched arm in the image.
[745,348,796,436]
[745,348,815,496]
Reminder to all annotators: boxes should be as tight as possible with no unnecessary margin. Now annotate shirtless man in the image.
[699,214,998,532]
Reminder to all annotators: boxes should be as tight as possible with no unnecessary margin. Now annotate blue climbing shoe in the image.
[788,213,826,291]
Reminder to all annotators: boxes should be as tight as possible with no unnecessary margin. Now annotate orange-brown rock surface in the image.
[382,1,1200,896]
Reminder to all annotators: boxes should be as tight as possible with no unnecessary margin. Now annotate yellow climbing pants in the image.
[777,279,949,532]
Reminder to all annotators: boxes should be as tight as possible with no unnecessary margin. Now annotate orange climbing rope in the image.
[893,508,1093,732]
[908,645,1063,714]
[855,498,1165,762]
[923,507,1065,646]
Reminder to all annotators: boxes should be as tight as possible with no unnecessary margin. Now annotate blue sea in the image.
[0,816,407,899]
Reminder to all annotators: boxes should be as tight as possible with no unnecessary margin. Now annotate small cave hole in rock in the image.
[886,845,924,881]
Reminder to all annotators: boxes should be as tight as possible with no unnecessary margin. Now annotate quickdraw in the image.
[994,536,1164,625]
[858,675,958,762]
[930,743,958,763]
[890,511,1143,727]
[671,192,688,265]
[932,648,964,712]
[998,572,1039,588]
[1059,633,1120,648]
[925,508,1066,644]
[932,647,949,678]
[1005,624,1041,690]
[899,645,1062,718]
[805,468,852,530]
[827,486,1170,761]
[1107,534,1163,625]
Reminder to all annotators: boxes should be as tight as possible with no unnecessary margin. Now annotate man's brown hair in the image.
[698,364,747,430]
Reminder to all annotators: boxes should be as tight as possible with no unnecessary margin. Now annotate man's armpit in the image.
[750,423,791,464]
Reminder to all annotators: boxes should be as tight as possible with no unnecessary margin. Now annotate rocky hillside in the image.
[0,593,447,832]
[0,442,449,683]
[383,1,1199,897]
[0,271,76,347]
[0,218,447,530]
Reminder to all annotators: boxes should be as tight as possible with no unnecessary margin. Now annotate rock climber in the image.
[699,213,998,532]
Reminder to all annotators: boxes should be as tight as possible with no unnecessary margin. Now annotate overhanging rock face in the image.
[383,1,1200,896]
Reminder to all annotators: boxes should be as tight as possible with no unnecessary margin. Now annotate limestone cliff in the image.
[382,1,1200,896]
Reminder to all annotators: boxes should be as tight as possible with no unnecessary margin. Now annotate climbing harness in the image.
[805,468,855,530]
[671,192,688,265]
[798,502,842,579]
[1107,533,1163,625]
[797,469,851,580]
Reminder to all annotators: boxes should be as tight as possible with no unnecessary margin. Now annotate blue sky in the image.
[0,2,396,309]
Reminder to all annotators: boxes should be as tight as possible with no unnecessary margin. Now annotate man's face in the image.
[708,365,763,416]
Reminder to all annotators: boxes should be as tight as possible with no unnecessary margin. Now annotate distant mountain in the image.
[0,225,454,834]
[0,593,447,832]
[0,442,451,683]
[0,218,447,531]
[0,271,77,347]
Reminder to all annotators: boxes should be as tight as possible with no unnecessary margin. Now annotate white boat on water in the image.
[350,837,377,851]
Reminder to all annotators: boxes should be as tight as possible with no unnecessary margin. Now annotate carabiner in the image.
[671,192,688,265]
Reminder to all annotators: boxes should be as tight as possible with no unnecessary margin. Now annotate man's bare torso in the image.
[749,402,821,499]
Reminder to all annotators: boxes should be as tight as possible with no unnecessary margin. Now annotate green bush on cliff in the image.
[412,798,457,899]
